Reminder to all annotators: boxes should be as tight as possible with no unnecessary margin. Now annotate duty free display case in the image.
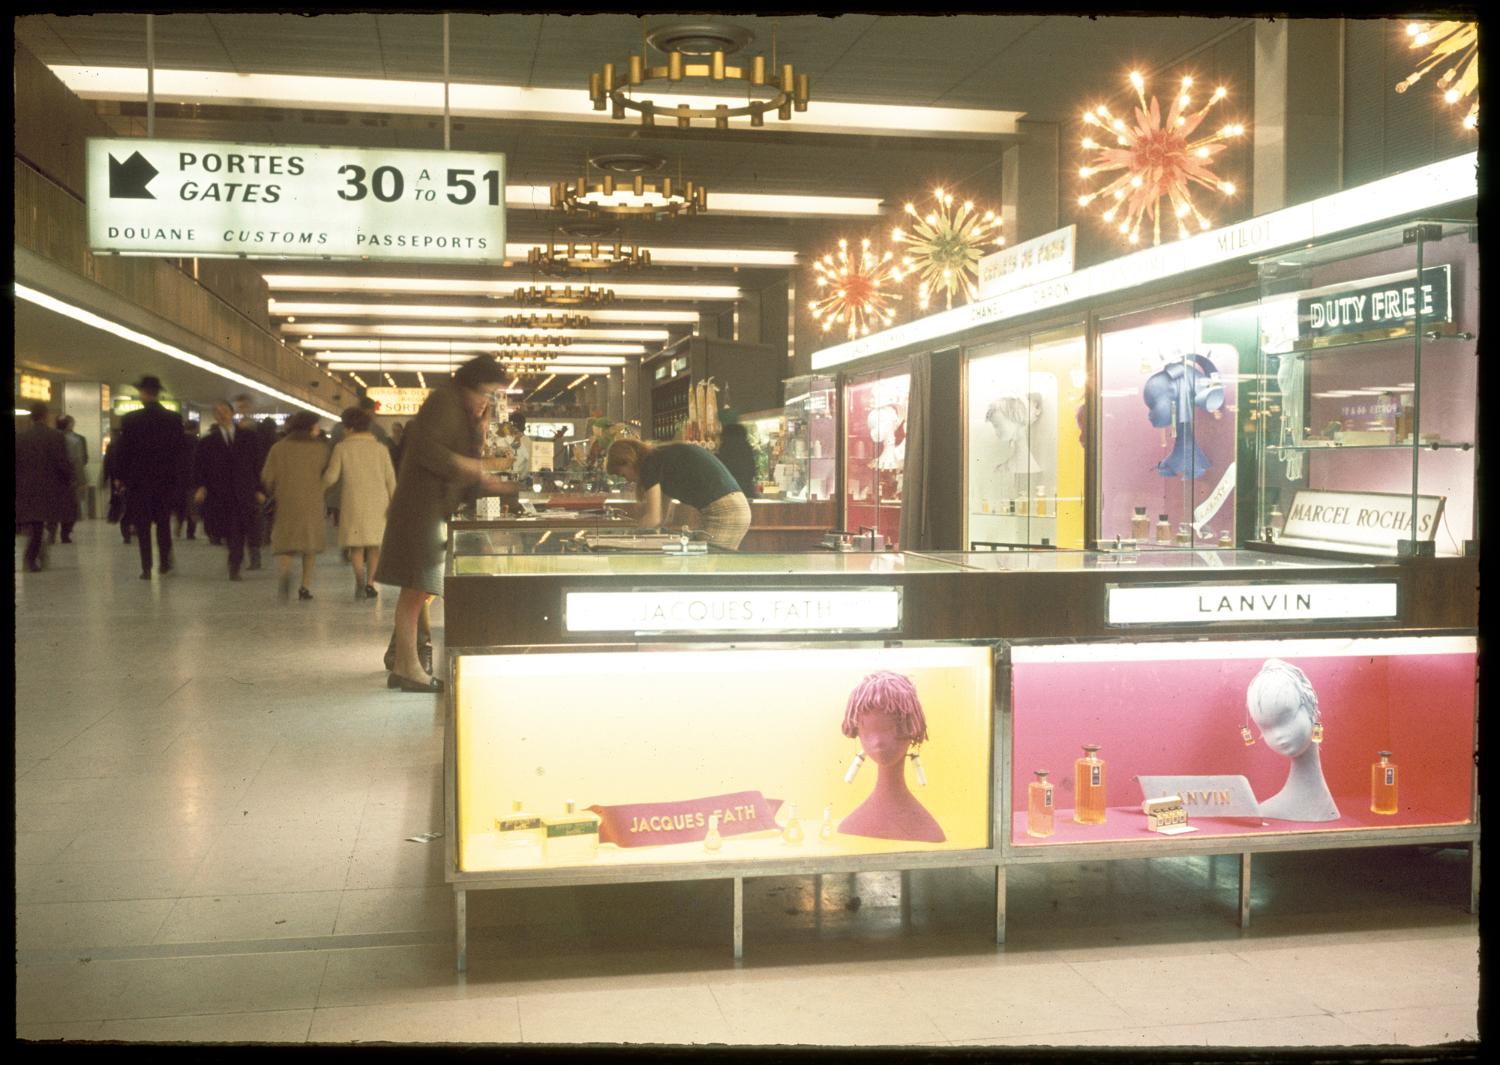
[440,544,1478,969]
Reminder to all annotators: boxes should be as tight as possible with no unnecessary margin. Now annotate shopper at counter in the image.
[375,355,518,693]
[715,419,758,500]
[605,438,751,550]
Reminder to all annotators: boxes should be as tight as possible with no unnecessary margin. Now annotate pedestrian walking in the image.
[261,409,331,600]
[15,403,75,572]
[112,375,184,578]
[323,405,398,599]
[193,401,266,580]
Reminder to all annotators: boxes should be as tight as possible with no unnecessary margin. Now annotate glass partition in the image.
[843,367,911,549]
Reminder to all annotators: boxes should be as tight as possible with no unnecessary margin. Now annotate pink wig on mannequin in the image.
[841,671,928,744]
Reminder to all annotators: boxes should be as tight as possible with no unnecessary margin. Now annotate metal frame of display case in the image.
[442,638,1009,972]
[439,547,1480,970]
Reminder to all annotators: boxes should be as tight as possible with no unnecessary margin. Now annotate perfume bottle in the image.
[1130,506,1150,542]
[495,800,545,852]
[781,803,804,844]
[1034,485,1048,517]
[1027,770,1055,838]
[1218,529,1233,549]
[819,805,835,842]
[704,813,723,851]
[542,800,600,862]
[1371,751,1399,815]
[1268,504,1285,538]
[1155,514,1172,545]
[1073,745,1107,824]
[1175,522,1193,546]
[1016,492,1029,516]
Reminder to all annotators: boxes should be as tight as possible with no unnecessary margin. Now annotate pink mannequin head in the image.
[841,671,928,765]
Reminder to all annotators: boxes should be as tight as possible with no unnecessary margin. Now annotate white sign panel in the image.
[565,588,902,634]
[1107,582,1399,626]
[977,225,1076,298]
[365,387,432,417]
[1138,775,1261,817]
[87,138,505,262]
[1280,488,1444,555]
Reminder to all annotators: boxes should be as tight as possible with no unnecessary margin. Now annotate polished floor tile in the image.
[13,524,1482,1048]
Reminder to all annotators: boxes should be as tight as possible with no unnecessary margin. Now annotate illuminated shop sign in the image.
[1297,265,1452,341]
[564,587,902,634]
[1278,488,1443,555]
[976,224,1076,299]
[365,386,431,416]
[1106,581,1398,626]
[86,138,506,262]
[112,397,182,415]
[811,152,1476,370]
[18,373,51,401]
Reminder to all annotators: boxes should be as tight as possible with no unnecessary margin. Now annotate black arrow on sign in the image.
[108,151,158,199]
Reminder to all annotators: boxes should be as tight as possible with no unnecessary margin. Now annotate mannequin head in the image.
[841,671,928,766]
[1246,659,1320,758]
[867,404,904,446]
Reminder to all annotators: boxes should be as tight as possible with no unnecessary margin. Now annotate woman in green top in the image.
[605,438,752,550]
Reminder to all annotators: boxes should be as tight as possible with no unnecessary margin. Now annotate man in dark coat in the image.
[193,400,267,580]
[234,393,280,562]
[15,402,75,572]
[112,375,184,579]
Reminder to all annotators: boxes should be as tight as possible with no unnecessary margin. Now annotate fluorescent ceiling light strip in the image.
[328,362,606,375]
[13,283,330,414]
[52,66,1022,139]
[313,352,626,366]
[265,298,700,325]
[501,243,797,267]
[263,276,738,300]
[811,152,1478,371]
[302,339,641,355]
[281,323,667,342]
[505,186,881,218]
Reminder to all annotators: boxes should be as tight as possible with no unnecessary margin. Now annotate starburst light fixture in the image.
[527,239,652,276]
[513,285,617,307]
[808,237,901,340]
[1077,71,1247,246]
[890,188,1004,311]
[588,21,809,129]
[1396,21,1477,130]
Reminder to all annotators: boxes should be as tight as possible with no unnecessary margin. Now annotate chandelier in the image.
[891,188,1004,311]
[513,284,617,307]
[527,239,652,276]
[494,313,591,330]
[491,334,572,347]
[588,21,809,129]
[551,171,706,218]
[809,237,901,340]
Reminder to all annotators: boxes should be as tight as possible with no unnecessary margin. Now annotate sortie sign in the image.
[86,138,506,262]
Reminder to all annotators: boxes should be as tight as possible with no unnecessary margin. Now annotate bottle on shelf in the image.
[1218,529,1233,548]
[1155,514,1172,545]
[495,799,545,852]
[1034,485,1048,517]
[1175,522,1193,547]
[1016,492,1029,516]
[1073,745,1107,824]
[1268,504,1285,540]
[781,803,804,844]
[819,805,835,842]
[1370,751,1399,815]
[543,800,601,862]
[1130,506,1151,542]
[1027,770,1055,838]
[704,813,723,851]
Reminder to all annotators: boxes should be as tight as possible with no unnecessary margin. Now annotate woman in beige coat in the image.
[261,410,331,600]
[323,406,397,599]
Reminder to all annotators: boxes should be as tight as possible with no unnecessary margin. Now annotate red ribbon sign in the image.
[587,790,784,848]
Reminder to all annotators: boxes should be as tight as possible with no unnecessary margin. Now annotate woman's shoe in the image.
[387,671,444,693]
[298,587,313,600]
[419,641,434,674]
[364,584,379,599]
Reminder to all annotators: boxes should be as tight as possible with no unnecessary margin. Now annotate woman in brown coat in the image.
[261,410,331,600]
[375,355,516,692]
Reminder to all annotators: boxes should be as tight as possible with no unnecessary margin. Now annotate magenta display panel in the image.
[1008,636,1475,846]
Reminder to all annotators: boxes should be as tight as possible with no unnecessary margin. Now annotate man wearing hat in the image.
[112,374,185,578]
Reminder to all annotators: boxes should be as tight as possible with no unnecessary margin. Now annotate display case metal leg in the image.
[732,876,744,961]
[1238,853,1252,929]
[995,865,1007,946]
[455,888,468,972]
[1470,840,1480,915]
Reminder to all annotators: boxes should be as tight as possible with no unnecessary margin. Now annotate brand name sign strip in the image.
[1106,582,1399,626]
[564,588,903,634]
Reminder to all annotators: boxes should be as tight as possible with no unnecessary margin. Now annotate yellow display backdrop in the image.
[455,644,994,872]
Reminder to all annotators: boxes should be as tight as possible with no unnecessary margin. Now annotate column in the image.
[1253,20,1343,215]
[1001,119,1061,243]
[606,367,623,422]
[622,360,643,428]
[62,380,105,516]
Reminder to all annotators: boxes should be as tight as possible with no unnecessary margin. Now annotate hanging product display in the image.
[1077,71,1247,245]
[891,188,1004,310]
[809,237,902,339]
[1396,21,1478,130]
[1142,353,1224,479]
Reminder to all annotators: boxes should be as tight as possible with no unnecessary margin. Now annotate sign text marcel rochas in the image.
[564,588,902,634]
[87,138,505,262]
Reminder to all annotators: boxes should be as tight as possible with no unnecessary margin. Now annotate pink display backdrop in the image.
[1009,643,1475,846]
[844,371,910,548]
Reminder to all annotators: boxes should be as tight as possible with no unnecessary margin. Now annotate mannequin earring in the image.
[843,751,866,783]
[1310,716,1324,744]
[1240,713,1255,746]
[908,747,928,787]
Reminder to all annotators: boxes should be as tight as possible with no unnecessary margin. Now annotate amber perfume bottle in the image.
[1130,506,1150,542]
[1371,751,1399,815]
[496,799,545,851]
[1027,770,1055,838]
[1073,745,1107,824]
[1155,514,1172,545]
[1033,485,1048,517]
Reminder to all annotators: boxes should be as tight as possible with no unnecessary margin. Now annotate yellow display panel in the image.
[455,645,994,872]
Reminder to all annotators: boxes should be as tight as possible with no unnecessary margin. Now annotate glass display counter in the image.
[843,367,910,548]
[441,545,1478,968]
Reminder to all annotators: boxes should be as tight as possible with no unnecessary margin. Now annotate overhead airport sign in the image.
[87,139,506,263]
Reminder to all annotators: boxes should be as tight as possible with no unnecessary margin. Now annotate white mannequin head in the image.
[1246,659,1319,758]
